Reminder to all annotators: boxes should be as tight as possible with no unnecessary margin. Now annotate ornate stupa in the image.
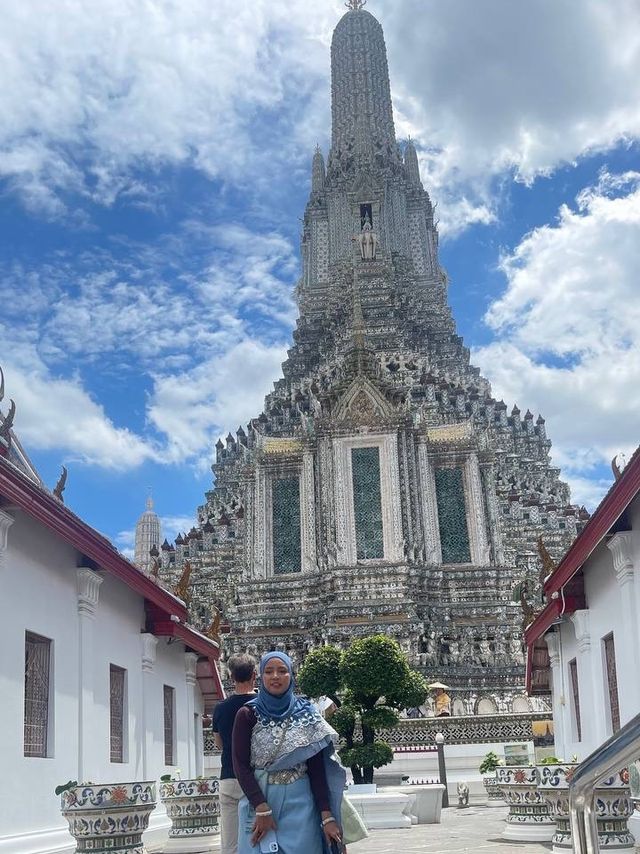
[134,495,161,573]
[159,1,586,713]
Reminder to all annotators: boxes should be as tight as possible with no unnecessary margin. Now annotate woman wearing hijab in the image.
[232,651,347,853]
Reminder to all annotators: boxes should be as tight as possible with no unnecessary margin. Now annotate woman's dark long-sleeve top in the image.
[232,705,331,812]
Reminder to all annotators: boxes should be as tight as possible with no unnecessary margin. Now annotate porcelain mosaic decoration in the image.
[60,782,156,854]
[159,777,220,853]
[153,0,586,716]
[496,766,555,842]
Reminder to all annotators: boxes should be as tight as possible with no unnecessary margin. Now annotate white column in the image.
[141,633,158,779]
[184,652,198,779]
[417,442,440,563]
[607,532,640,720]
[0,509,13,570]
[570,610,596,748]
[301,451,317,572]
[463,453,491,565]
[77,568,103,781]
[545,631,568,761]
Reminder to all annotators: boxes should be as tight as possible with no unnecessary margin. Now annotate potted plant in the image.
[537,758,635,853]
[57,779,157,854]
[478,751,504,801]
[159,772,220,853]
[298,635,428,787]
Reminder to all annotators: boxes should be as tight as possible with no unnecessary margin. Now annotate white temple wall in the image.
[545,493,640,765]
[0,509,203,854]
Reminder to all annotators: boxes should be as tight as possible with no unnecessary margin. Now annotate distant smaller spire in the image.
[312,145,326,194]
[404,138,422,186]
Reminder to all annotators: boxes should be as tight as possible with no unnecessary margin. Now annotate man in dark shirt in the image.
[212,653,257,854]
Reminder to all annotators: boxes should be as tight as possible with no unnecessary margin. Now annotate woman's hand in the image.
[251,802,277,847]
[320,810,342,849]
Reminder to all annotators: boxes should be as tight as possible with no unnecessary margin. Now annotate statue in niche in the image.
[356,212,378,260]
[509,636,525,665]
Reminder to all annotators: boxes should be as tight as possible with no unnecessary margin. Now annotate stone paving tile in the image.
[349,803,553,854]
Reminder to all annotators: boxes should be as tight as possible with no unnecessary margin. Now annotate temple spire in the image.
[345,0,367,9]
[330,2,398,173]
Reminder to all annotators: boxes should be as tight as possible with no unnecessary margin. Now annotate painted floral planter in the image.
[538,764,635,853]
[60,781,157,854]
[496,766,555,842]
[159,777,220,853]
[537,763,579,852]
[482,774,504,802]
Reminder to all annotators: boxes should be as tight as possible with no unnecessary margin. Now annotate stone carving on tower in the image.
[158,4,587,712]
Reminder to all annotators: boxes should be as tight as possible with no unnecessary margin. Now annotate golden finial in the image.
[345,0,367,9]
[53,466,68,503]
[175,560,192,604]
[537,535,556,586]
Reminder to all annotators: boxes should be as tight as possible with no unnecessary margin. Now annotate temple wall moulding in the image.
[76,568,103,618]
[0,508,14,569]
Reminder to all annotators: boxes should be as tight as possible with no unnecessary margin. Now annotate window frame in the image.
[109,664,127,764]
[163,684,176,766]
[24,630,53,759]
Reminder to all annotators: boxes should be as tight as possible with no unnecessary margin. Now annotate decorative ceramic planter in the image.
[60,781,156,854]
[496,765,555,842]
[482,774,504,802]
[159,777,220,853]
[537,763,579,852]
[538,764,635,853]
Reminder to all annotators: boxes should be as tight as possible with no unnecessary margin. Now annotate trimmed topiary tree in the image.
[298,635,428,784]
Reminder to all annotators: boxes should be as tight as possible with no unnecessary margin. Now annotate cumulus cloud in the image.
[2,0,640,232]
[474,171,640,506]
[0,220,296,470]
[0,0,338,214]
[148,338,288,466]
[0,357,159,470]
[382,0,640,232]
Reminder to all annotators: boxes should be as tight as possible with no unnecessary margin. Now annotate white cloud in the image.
[2,1,640,232]
[0,356,159,470]
[474,172,640,506]
[0,220,296,470]
[148,338,288,466]
[382,0,640,232]
[0,0,338,213]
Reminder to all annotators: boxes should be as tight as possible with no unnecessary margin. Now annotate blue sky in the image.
[1,0,639,556]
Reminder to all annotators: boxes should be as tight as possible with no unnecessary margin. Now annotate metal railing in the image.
[569,711,640,854]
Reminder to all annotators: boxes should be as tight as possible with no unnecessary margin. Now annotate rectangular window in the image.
[360,203,373,229]
[351,446,384,560]
[272,477,302,574]
[603,634,620,733]
[435,467,471,563]
[164,685,175,765]
[110,665,126,763]
[24,631,52,758]
[569,658,582,742]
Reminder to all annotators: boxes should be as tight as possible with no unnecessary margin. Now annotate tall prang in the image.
[159,2,587,712]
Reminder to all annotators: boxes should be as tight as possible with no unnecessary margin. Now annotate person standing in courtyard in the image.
[232,651,348,853]
[213,653,258,854]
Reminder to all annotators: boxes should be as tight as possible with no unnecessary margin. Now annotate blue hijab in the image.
[248,651,313,722]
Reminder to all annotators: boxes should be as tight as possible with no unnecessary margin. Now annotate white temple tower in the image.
[134,495,161,572]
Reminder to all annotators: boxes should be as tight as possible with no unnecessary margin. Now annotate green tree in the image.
[298,635,428,784]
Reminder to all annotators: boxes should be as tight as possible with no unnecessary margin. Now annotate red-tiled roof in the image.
[525,446,640,692]
[0,453,222,701]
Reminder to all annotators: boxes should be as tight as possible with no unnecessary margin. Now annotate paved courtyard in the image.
[349,802,552,854]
